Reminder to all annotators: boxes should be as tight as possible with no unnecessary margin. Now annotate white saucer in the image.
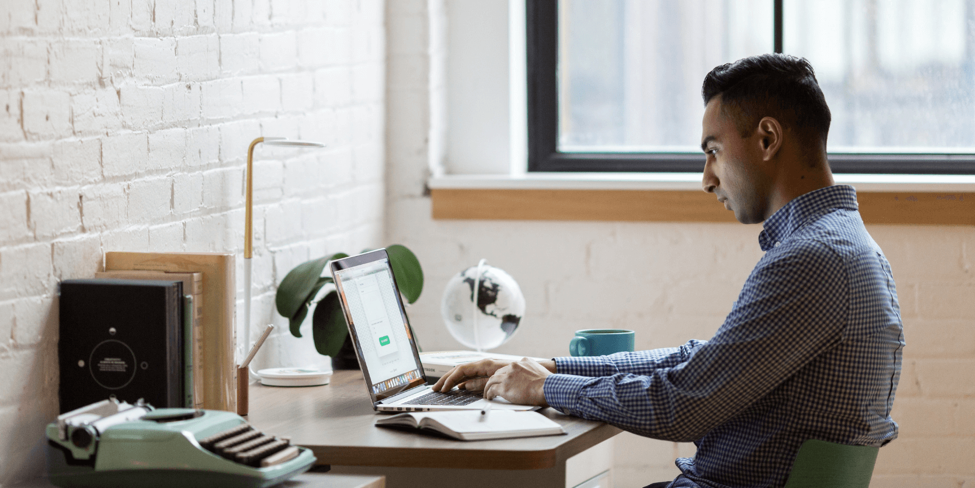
[257,367,332,387]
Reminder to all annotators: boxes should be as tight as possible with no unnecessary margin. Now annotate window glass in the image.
[784,0,975,153]
[558,0,773,153]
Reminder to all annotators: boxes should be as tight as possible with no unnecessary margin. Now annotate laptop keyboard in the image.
[409,389,483,406]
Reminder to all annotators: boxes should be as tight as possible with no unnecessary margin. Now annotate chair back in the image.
[783,439,879,488]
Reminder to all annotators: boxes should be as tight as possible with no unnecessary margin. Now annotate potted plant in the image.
[275,245,424,370]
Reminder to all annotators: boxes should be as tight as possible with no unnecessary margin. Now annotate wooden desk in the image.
[246,371,622,488]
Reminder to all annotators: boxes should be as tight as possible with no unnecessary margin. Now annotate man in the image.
[434,53,904,488]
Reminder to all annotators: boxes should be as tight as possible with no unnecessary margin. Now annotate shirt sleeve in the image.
[553,340,707,377]
[543,240,850,441]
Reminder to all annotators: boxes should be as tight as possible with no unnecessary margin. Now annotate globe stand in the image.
[472,258,487,353]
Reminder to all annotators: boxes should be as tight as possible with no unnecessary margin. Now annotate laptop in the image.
[329,249,537,412]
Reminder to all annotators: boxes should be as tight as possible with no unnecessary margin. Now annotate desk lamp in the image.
[241,137,325,413]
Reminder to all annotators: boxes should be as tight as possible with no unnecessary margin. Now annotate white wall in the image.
[386,3,975,487]
[0,1,386,484]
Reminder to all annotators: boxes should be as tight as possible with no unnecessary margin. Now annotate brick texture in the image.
[0,1,385,485]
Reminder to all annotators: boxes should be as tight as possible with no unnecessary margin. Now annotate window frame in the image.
[526,0,975,175]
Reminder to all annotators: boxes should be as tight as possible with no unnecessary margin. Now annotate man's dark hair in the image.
[702,53,831,148]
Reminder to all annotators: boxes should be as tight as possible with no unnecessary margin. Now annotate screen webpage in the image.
[334,259,422,398]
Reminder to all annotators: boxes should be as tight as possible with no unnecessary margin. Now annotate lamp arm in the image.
[244,137,264,259]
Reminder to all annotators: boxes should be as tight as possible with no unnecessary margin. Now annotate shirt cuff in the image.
[554,355,615,376]
[543,373,591,415]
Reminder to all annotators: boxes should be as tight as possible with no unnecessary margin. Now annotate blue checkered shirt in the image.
[544,185,904,488]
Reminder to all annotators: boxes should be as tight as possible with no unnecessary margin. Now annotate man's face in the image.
[700,97,772,224]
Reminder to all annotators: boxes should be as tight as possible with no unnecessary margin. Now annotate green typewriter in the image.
[46,398,316,488]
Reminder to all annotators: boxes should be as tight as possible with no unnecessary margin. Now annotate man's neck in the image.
[764,150,834,221]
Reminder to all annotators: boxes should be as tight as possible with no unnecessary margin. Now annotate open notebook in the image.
[375,409,566,441]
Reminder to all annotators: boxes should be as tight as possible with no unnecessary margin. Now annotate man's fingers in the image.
[459,377,488,392]
[434,359,509,392]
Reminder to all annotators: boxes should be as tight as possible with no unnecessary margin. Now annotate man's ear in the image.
[757,116,783,161]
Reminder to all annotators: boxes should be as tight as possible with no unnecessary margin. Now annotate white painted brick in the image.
[108,0,132,35]
[283,154,326,195]
[352,142,382,183]
[301,0,326,24]
[102,131,148,177]
[52,234,102,281]
[241,75,281,114]
[148,222,185,251]
[299,196,333,236]
[0,2,36,34]
[50,39,101,84]
[252,159,284,201]
[0,243,53,300]
[352,24,382,64]
[0,90,23,142]
[12,296,55,346]
[351,104,379,145]
[351,183,383,224]
[280,74,313,112]
[321,146,353,189]
[0,191,29,244]
[0,142,54,191]
[314,68,352,107]
[152,0,178,35]
[0,301,12,352]
[232,0,254,30]
[324,0,353,25]
[253,0,272,26]
[71,86,122,135]
[185,125,220,167]
[148,127,186,171]
[28,188,81,238]
[119,83,164,128]
[103,37,134,77]
[134,38,178,83]
[217,119,260,161]
[297,28,329,67]
[201,78,242,119]
[202,167,243,210]
[196,0,215,30]
[916,359,975,397]
[162,82,202,124]
[213,0,233,32]
[80,184,125,230]
[259,31,297,71]
[324,27,351,66]
[264,198,302,245]
[101,226,149,251]
[131,0,153,33]
[184,209,241,252]
[53,138,102,185]
[1,39,47,86]
[173,172,203,215]
[22,90,72,140]
[127,177,172,223]
[176,35,219,81]
[903,319,974,358]
[63,0,109,35]
[918,283,975,320]
[258,115,298,140]
[352,63,383,103]
[219,33,260,74]
[35,0,63,34]
[874,438,975,476]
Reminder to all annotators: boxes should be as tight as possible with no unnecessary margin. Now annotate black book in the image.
[59,279,183,413]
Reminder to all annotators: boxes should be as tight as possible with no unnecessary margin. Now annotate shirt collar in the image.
[758,185,859,251]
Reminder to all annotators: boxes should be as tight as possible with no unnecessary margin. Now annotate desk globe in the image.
[440,260,525,351]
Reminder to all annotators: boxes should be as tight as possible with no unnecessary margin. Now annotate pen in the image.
[479,401,492,422]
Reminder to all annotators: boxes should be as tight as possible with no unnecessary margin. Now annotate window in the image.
[528,0,975,174]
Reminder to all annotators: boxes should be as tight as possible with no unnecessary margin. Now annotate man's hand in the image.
[482,358,554,407]
[432,359,512,393]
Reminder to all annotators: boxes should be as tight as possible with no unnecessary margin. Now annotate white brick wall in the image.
[384,5,975,488]
[0,1,385,484]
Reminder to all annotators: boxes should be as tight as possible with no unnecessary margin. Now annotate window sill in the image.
[428,173,975,225]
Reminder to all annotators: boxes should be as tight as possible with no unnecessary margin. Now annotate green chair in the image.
[783,439,880,488]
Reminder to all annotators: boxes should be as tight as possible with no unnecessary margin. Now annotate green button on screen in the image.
[379,336,390,346]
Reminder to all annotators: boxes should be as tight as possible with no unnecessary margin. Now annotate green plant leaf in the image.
[276,253,347,320]
[311,291,349,357]
[386,244,423,304]
[288,276,331,338]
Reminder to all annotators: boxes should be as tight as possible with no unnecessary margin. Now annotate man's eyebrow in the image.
[701,136,716,152]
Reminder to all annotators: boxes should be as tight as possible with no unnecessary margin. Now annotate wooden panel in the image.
[246,371,621,471]
[431,189,975,226]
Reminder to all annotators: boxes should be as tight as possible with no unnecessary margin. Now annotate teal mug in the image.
[569,329,635,357]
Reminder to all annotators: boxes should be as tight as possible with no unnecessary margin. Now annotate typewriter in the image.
[46,398,316,488]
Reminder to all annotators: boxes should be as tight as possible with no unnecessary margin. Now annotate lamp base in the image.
[257,367,332,387]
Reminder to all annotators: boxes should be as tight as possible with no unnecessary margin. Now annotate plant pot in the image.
[330,335,360,370]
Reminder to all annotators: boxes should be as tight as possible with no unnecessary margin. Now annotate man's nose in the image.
[702,160,717,193]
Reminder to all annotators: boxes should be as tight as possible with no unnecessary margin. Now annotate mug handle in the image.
[569,336,589,357]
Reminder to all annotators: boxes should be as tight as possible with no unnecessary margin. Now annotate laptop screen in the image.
[330,250,426,402]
